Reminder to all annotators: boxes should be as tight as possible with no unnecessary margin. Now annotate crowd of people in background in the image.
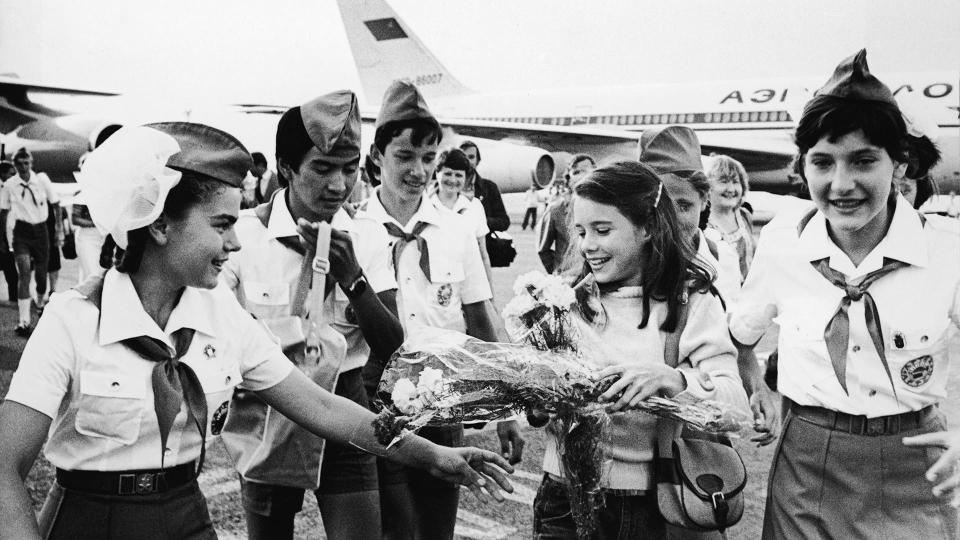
[0,48,957,540]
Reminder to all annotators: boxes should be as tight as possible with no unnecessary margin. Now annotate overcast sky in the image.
[2,0,958,111]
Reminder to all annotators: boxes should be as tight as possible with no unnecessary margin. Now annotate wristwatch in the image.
[343,273,369,299]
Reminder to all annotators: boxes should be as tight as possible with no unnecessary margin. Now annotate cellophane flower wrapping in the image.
[372,271,750,538]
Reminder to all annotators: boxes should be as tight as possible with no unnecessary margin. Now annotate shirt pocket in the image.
[75,371,147,445]
[887,318,951,392]
[243,281,290,313]
[426,258,465,310]
[196,364,243,438]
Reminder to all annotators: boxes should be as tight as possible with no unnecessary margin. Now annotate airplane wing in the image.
[0,75,118,97]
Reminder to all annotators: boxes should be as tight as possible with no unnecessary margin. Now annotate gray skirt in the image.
[763,406,958,539]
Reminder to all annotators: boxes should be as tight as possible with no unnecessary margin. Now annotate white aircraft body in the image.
[336,0,960,194]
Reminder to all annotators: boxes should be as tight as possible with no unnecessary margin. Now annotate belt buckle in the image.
[135,473,156,494]
[118,473,136,495]
[866,417,886,436]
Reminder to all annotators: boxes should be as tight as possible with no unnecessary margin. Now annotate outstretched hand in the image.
[904,430,960,506]
[429,446,515,502]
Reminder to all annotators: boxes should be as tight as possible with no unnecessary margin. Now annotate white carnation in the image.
[502,291,538,319]
[513,270,548,295]
[541,281,576,309]
[391,378,420,415]
[416,367,445,396]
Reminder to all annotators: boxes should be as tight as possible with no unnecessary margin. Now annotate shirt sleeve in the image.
[39,173,59,204]
[676,290,750,414]
[4,296,80,418]
[481,179,510,232]
[471,200,489,237]
[458,224,492,304]
[233,303,294,391]
[728,225,780,345]
[0,183,10,210]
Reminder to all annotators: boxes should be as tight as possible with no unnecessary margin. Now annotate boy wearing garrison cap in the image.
[353,80,523,540]
[220,90,403,540]
[730,51,960,538]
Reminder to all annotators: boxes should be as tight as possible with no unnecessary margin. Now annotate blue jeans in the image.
[532,474,666,540]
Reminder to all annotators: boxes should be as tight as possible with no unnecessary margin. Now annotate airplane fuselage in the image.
[427,74,959,191]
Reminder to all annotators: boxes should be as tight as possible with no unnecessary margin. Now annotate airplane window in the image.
[749,112,759,122]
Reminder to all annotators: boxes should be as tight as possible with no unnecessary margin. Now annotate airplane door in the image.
[573,106,592,125]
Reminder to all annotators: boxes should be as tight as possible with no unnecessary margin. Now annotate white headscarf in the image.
[76,126,182,249]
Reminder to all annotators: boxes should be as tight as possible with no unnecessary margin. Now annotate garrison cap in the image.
[375,79,440,131]
[638,126,704,175]
[300,90,362,158]
[811,49,897,106]
[145,122,252,188]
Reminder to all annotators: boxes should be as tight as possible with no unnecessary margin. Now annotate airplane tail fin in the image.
[335,0,470,104]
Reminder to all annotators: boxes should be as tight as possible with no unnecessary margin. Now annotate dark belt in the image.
[789,401,935,436]
[56,461,197,496]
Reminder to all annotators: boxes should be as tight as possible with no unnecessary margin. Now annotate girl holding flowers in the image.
[532,160,749,539]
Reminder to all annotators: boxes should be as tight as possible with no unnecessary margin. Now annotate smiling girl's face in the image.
[572,196,648,286]
[803,129,906,237]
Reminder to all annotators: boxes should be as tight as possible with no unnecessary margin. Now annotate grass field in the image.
[1,192,956,539]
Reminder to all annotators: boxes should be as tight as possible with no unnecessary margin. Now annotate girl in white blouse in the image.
[0,124,514,540]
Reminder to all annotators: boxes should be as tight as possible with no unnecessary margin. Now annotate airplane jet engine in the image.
[1,115,123,183]
[446,134,555,193]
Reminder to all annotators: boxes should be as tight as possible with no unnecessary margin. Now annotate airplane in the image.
[0,74,556,195]
[0,75,124,184]
[334,0,960,194]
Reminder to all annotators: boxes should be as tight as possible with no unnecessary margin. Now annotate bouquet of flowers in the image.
[372,271,748,538]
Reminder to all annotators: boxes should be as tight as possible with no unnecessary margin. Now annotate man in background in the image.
[459,140,509,232]
[537,154,595,273]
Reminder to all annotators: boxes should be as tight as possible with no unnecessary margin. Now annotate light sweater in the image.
[541,286,749,490]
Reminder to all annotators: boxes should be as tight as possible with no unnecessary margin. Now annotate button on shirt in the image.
[220,192,396,373]
[0,171,59,225]
[729,196,960,416]
[4,269,292,471]
[354,189,492,334]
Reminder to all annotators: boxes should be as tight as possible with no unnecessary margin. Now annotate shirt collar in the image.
[359,187,442,230]
[267,188,356,237]
[266,189,298,238]
[98,269,217,347]
[798,194,928,272]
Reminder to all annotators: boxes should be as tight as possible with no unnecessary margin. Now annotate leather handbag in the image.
[655,292,747,534]
[485,231,516,267]
[61,231,77,260]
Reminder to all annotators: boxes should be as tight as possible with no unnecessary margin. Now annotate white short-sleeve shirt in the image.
[729,196,960,416]
[429,194,489,239]
[5,269,292,471]
[220,192,396,373]
[354,189,492,334]
[0,171,59,225]
[699,228,742,309]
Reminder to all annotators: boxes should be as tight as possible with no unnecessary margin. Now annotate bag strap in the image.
[663,293,691,369]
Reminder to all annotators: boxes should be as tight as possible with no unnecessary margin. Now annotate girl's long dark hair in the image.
[569,161,714,332]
